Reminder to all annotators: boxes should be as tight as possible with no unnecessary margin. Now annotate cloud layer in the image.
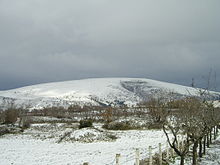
[0,0,220,90]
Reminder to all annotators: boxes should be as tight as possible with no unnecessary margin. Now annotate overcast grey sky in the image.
[0,0,220,91]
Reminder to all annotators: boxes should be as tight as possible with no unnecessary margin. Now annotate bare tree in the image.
[163,115,191,165]
[163,97,214,165]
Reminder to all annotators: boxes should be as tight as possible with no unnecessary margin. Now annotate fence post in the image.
[149,146,152,165]
[116,154,120,165]
[135,148,140,165]
[181,140,185,151]
[166,142,169,160]
[159,143,162,165]
[171,147,174,157]
[178,139,181,151]
[181,135,185,151]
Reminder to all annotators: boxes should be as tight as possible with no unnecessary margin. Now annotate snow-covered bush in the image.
[20,116,31,129]
[57,127,117,143]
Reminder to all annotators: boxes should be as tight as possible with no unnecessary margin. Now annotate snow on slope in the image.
[0,78,219,109]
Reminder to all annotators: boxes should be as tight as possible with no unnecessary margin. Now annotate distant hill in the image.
[0,78,219,110]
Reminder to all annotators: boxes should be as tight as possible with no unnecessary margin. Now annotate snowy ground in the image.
[171,135,220,165]
[200,136,220,165]
[0,123,167,165]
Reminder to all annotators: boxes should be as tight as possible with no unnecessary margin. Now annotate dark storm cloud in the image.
[0,0,220,90]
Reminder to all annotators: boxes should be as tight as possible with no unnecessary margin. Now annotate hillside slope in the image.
[0,78,219,109]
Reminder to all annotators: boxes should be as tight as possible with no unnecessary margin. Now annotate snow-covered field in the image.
[0,123,167,165]
[1,124,220,165]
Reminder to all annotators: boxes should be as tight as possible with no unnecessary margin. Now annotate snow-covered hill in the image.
[0,78,219,110]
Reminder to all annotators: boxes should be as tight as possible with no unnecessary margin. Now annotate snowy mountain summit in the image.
[0,78,219,110]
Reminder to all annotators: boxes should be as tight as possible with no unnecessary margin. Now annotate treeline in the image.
[0,104,149,125]
[29,105,148,122]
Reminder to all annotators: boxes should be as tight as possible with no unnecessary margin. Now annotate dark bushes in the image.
[79,119,93,129]
[0,126,10,136]
[4,109,19,124]
[103,121,133,130]
[147,122,163,130]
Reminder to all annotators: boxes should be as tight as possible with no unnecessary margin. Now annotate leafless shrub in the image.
[4,108,19,124]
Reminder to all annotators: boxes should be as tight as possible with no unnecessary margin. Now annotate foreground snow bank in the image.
[0,125,167,165]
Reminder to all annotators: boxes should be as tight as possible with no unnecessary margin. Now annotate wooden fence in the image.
[82,141,180,165]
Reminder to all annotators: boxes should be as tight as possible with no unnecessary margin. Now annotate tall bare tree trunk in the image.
[199,139,203,158]
[180,155,185,165]
[207,133,210,148]
[203,135,206,155]
[192,141,198,165]
[187,134,190,152]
